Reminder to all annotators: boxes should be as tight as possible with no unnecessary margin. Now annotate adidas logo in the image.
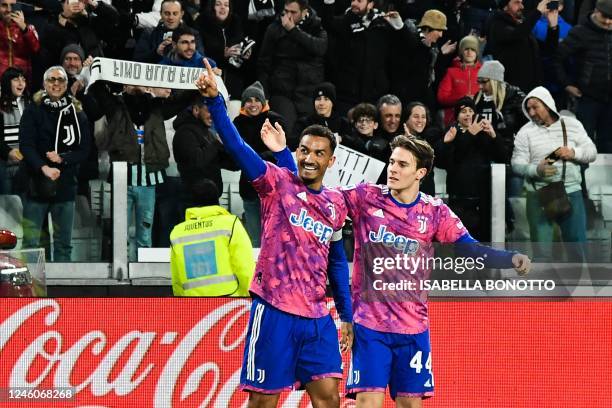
[297,192,307,202]
[373,209,384,218]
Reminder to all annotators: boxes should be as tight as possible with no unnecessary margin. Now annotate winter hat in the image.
[478,60,505,83]
[241,81,266,106]
[596,0,612,16]
[313,82,336,105]
[459,35,479,54]
[418,10,447,31]
[60,44,85,63]
[454,96,476,118]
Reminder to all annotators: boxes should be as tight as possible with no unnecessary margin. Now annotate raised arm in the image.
[195,59,266,181]
[261,118,297,175]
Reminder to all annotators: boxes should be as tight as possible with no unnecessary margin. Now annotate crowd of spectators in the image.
[0,0,611,261]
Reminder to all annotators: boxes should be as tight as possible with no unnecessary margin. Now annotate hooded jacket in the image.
[511,86,597,193]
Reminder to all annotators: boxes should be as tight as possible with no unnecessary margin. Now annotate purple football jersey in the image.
[341,183,468,334]
[249,163,348,318]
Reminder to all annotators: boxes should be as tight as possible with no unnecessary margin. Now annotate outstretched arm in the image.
[455,234,531,276]
[195,59,266,181]
[261,118,297,175]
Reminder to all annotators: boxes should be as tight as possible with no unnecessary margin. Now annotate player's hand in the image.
[340,322,354,353]
[512,253,531,276]
[195,59,219,98]
[260,118,287,152]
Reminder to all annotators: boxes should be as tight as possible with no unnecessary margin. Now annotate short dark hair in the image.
[172,25,198,43]
[390,135,435,175]
[300,124,337,152]
[285,0,308,10]
[350,103,378,123]
[191,179,220,207]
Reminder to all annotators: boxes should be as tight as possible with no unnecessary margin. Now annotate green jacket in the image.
[170,205,254,296]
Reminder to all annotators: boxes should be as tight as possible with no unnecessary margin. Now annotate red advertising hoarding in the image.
[0,298,611,407]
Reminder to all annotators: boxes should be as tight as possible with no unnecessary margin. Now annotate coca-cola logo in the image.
[0,299,357,407]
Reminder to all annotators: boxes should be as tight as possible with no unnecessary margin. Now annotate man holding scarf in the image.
[19,66,91,262]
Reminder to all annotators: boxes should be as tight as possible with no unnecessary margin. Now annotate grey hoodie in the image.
[511,86,597,193]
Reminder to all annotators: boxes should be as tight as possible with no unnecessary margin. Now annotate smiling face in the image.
[380,103,402,134]
[406,105,427,135]
[214,0,230,21]
[243,97,263,117]
[10,75,26,97]
[295,135,335,188]
[43,69,68,101]
[175,33,196,60]
[161,0,183,30]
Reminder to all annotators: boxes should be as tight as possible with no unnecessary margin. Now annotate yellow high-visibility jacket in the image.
[170,205,254,296]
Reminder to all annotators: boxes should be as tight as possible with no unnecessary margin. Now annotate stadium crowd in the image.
[0,0,610,261]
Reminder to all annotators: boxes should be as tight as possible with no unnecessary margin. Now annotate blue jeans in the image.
[526,190,586,243]
[22,199,75,262]
[242,198,261,247]
[576,95,612,153]
[127,185,156,262]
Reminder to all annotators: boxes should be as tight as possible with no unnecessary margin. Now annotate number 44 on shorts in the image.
[410,351,434,387]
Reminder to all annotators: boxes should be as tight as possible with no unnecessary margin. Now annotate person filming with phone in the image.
[0,0,40,81]
[511,86,596,245]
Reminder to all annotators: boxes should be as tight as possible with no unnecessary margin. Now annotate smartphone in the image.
[11,2,22,12]
[547,1,559,10]
[163,31,173,40]
[68,0,79,4]
[545,150,559,163]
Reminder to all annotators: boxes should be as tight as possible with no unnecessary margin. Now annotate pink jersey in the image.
[340,183,469,334]
[250,163,348,318]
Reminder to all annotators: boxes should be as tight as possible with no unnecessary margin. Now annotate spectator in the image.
[554,0,612,152]
[197,0,251,98]
[435,96,507,241]
[463,0,498,37]
[0,0,40,81]
[532,0,572,108]
[487,0,557,92]
[232,81,286,247]
[391,9,457,112]
[321,0,403,114]
[474,60,527,162]
[160,25,216,67]
[402,101,442,195]
[173,98,231,207]
[41,0,119,71]
[376,94,403,140]
[88,81,192,261]
[293,82,351,148]
[511,86,597,243]
[170,178,254,297]
[134,0,204,63]
[342,102,386,159]
[19,66,92,261]
[437,35,482,126]
[258,0,327,133]
[0,67,29,194]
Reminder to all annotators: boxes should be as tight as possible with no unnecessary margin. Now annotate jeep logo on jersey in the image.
[369,224,419,254]
[289,209,334,243]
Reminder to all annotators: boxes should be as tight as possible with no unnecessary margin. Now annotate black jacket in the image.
[133,22,205,63]
[172,109,233,194]
[19,92,91,202]
[257,8,327,110]
[232,110,286,200]
[554,16,612,103]
[321,6,396,106]
[487,9,557,92]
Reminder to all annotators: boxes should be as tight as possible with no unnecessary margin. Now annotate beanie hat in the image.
[459,35,479,54]
[596,0,612,16]
[60,44,85,63]
[241,81,266,106]
[478,60,505,83]
[454,96,476,118]
[313,82,336,105]
[418,9,447,31]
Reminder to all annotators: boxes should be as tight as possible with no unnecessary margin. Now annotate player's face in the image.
[296,135,335,186]
[387,147,426,192]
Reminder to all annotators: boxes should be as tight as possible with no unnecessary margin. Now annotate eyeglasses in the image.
[45,77,67,84]
[477,79,490,84]
[356,117,374,124]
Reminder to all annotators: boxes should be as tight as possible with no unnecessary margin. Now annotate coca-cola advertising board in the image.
[0,298,611,407]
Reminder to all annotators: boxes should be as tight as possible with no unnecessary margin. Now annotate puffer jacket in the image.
[437,57,482,126]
